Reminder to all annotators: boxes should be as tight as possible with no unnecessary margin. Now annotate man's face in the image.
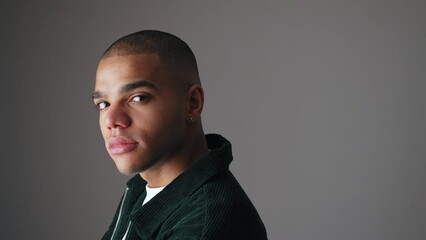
[94,53,188,175]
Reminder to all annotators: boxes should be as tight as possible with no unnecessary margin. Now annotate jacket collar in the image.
[128,134,233,238]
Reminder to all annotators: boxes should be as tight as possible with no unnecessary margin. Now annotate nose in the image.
[104,105,131,130]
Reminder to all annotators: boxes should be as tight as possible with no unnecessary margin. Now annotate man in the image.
[93,30,267,239]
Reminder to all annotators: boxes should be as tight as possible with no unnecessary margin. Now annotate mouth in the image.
[108,136,138,155]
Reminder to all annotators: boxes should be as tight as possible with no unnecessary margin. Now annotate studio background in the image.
[1,1,426,239]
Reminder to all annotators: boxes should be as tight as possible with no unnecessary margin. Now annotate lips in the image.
[108,136,138,155]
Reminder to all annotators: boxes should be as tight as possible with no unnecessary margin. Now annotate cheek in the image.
[137,105,182,138]
[159,103,186,132]
[162,94,186,117]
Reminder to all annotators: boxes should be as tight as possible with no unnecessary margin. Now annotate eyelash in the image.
[131,95,150,102]
[95,101,109,110]
[95,95,150,111]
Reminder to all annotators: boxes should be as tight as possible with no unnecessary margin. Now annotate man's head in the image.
[103,30,200,87]
[93,30,205,175]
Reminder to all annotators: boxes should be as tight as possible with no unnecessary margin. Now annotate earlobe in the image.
[187,84,204,122]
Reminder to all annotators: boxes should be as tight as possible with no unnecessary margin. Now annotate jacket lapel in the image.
[129,134,233,239]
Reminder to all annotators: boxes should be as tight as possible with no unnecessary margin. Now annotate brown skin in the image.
[94,53,208,187]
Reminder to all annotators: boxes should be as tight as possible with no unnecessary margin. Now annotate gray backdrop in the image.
[1,1,425,239]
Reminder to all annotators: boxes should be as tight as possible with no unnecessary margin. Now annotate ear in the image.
[186,84,204,122]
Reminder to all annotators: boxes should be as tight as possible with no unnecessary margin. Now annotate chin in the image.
[112,157,143,175]
[111,152,159,175]
[116,164,142,176]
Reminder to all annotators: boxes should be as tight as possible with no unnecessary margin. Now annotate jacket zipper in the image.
[122,221,132,240]
[110,187,129,240]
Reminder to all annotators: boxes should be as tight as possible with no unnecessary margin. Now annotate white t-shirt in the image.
[143,185,165,205]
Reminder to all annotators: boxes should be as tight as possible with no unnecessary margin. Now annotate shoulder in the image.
[160,171,267,239]
[200,171,267,239]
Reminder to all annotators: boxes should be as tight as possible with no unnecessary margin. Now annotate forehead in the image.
[95,53,168,91]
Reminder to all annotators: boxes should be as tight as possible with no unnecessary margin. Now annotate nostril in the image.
[105,108,131,129]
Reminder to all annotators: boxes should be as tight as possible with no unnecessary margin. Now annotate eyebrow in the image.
[92,80,158,100]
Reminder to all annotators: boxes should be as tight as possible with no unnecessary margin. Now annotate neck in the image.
[139,129,209,188]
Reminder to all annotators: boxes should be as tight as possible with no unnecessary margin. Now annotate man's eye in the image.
[96,102,109,110]
[131,95,150,102]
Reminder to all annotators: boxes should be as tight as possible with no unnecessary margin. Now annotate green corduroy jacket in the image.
[102,134,267,240]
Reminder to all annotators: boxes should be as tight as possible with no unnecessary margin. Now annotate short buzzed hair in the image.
[103,30,200,84]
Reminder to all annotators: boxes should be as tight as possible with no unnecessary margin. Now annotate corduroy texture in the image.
[102,134,267,240]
